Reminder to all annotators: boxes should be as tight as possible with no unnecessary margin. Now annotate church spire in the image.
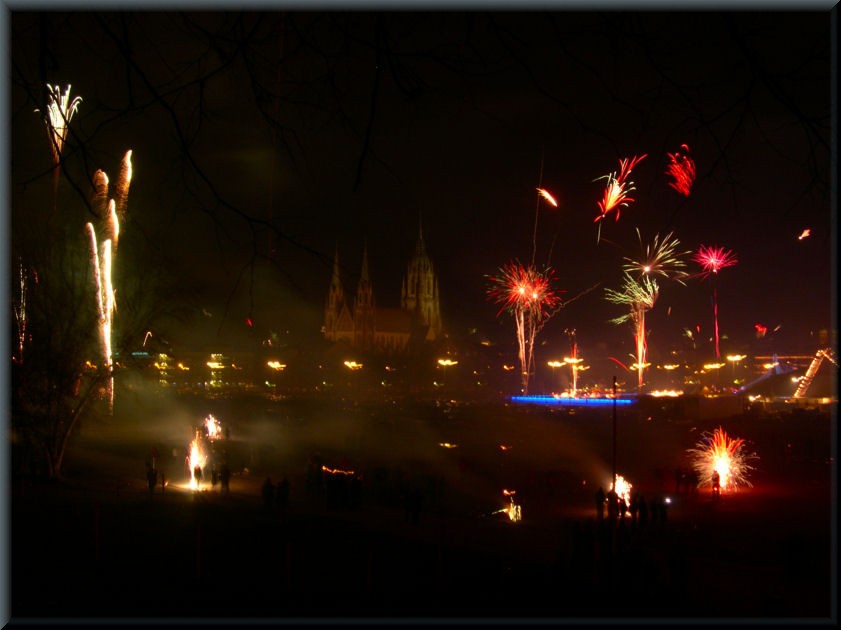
[323,242,346,340]
[354,239,375,349]
[415,213,427,258]
[402,215,442,340]
[360,239,370,283]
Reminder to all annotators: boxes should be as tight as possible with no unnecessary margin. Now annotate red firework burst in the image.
[687,426,757,491]
[665,143,695,196]
[693,244,738,279]
[594,154,647,224]
[486,261,562,319]
[694,244,737,359]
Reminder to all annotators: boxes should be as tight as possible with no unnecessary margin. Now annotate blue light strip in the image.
[510,395,635,406]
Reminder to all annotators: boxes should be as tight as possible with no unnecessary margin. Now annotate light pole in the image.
[343,360,363,402]
[612,375,617,494]
[547,360,563,393]
[703,361,725,391]
[266,360,286,389]
[437,358,458,392]
[726,354,746,385]
[563,356,583,397]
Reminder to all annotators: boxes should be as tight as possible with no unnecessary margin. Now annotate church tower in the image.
[323,245,353,343]
[354,242,376,350]
[401,219,442,340]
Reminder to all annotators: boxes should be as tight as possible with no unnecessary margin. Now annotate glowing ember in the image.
[321,465,355,476]
[687,426,757,492]
[536,187,558,207]
[500,489,522,522]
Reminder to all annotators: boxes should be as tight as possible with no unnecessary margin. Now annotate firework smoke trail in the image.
[13,259,28,363]
[565,328,581,397]
[531,186,558,266]
[605,272,659,390]
[36,84,82,212]
[687,426,757,491]
[693,244,737,359]
[114,150,133,225]
[87,224,115,412]
[85,150,133,413]
[487,261,562,395]
[665,144,695,196]
[593,154,647,244]
[615,229,689,387]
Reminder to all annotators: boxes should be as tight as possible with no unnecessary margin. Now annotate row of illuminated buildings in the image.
[115,342,836,403]
[115,221,835,402]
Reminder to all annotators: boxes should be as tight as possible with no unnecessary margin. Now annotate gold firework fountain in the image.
[86,150,133,414]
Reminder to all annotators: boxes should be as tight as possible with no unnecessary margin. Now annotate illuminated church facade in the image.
[322,223,443,354]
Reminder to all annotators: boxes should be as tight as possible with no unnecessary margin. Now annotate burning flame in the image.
[187,430,207,490]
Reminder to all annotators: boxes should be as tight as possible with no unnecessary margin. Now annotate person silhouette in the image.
[262,477,275,510]
[146,464,157,494]
[711,470,721,499]
[595,486,606,520]
[220,464,231,493]
[276,476,290,519]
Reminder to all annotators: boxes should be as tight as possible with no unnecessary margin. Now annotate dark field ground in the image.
[7,393,836,624]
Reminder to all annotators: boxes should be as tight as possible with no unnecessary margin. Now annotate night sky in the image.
[8,9,835,361]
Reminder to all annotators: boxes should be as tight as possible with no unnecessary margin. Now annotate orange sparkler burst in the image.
[610,474,633,507]
[797,228,811,240]
[204,414,223,441]
[188,430,208,490]
[594,154,647,224]
[687,426,757,492]
[501,489,522,522]
[536,187,558,207]
[665,143,695,196]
